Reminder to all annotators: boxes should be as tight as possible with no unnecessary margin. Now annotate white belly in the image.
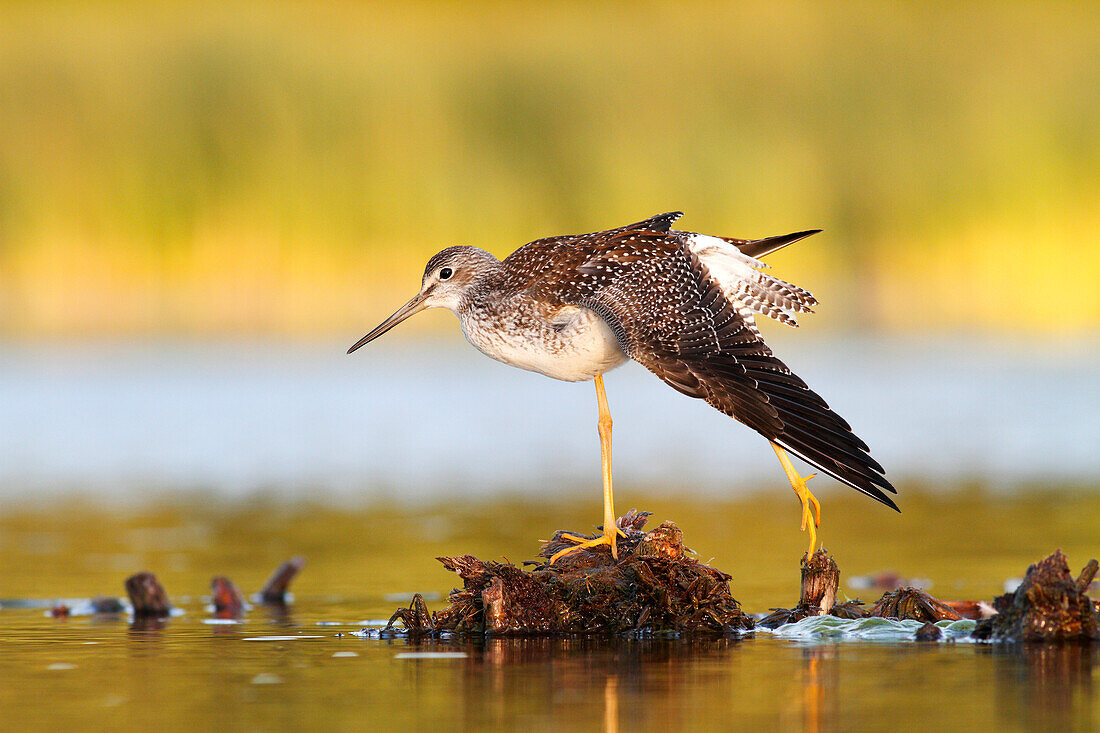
[461,305,628,382]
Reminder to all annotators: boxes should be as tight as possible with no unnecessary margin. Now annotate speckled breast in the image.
[459,300,628,382]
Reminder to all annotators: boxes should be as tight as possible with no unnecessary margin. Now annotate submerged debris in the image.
[758,550,870,628]
[973,551,1099,642]
[125,572,171,617]
[942,600,997,621]
[914,622,942,642]
[258,556,305,603]
[828,600,871,620]
[49,596,124,618]
[868,587,962,623]
[39,558,306,625]
[384,593,435,635]
[800,550,841,615]
[758,549,966,628]
[211,576,247,618]
[90,596,125,614]
[385,510,753,636]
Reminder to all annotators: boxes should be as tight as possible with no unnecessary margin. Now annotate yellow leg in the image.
[549,375,627,564]
[771,442,821,556]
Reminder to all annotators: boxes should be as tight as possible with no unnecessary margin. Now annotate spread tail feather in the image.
[730,229,822,260]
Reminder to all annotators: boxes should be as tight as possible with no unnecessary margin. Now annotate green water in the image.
[2,491,1098,730]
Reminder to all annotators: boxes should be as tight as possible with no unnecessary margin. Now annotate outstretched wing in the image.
[559,217,897,509]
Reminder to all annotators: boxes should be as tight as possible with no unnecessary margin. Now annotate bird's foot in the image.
[771,442,823,557]
[796,473,821,529]
[793,473,821,556]
[549,523,627,565]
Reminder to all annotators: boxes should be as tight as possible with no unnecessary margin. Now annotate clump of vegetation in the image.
[973,551,1099,642]
[384,521,1099,643]
[385,511,753,636]
[756,549,961,627]
[867,587,962,623]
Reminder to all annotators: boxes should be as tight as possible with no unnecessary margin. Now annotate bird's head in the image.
[347,245,498,353]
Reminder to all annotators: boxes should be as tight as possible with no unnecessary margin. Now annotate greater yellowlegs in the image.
[348,212,897,561]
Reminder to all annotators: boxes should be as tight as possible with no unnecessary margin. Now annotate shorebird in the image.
[349,212,897,561]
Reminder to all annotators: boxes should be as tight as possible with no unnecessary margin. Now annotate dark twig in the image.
[258,557,305,603]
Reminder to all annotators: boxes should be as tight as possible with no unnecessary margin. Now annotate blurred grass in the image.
[0,1,1097,337]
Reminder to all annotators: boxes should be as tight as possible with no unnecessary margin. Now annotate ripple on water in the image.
[759,614,978,642]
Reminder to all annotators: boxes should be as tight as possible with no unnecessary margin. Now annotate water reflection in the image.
[800,647,836,733]
[382,635,1100,732]
[4,600,1100,730]
[128,617,168,635]
[986,643,1098,730]
[256,601,297,628]
[604,675,619,733]
[432,636,749,731]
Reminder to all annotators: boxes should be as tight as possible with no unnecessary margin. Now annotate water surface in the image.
[0,337,1096,500]
[2,337,1098,729]
[2,494,1098,730]
[4,607,1096,731]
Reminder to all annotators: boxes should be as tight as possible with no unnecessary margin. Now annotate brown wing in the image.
[541,214,897,509]
[500,212,687,291]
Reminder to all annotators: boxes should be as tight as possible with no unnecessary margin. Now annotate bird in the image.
[348,212,897,562]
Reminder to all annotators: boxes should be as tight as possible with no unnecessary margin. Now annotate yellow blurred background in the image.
[2,17,1100,730]
[0,0,1097,339]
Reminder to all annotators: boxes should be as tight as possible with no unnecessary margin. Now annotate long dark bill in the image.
[347,294,426,354]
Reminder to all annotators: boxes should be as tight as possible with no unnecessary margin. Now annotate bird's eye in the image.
[439,267,453,280]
